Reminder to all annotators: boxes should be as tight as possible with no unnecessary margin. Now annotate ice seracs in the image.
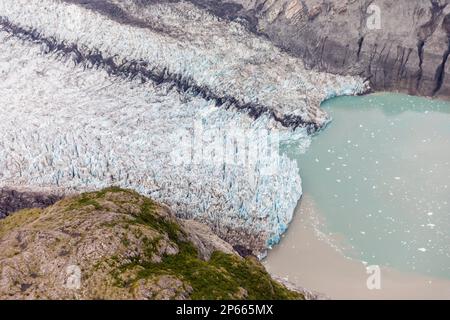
[0,0,368,131]
[0,31,303,254]
[0,0,368,255]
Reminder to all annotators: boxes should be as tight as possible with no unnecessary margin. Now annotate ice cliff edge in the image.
[0,0,369,255]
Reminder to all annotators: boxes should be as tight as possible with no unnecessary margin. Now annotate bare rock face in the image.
[0,188,63,219]
[180,219,237,260]
[255,0,450,99]
[0,188,303,300]
[270,275,328,300]
[162,0,450,99]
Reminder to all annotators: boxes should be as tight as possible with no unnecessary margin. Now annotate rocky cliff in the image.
[0,188,63,219]
[0,188,305,300]
[166,0,450,99]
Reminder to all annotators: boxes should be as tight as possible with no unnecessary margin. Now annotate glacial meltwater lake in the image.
[265,93,450,299]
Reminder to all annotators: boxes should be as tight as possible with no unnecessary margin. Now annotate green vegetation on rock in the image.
[0,188,303,300]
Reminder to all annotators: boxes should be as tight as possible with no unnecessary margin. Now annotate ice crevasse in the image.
[0,0,368,255]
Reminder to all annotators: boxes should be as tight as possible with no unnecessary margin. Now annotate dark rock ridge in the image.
[0,188,63,219]
[140,0,450,100]
[0,17,320,133]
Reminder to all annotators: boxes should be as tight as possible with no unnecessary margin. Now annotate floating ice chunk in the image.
[418,248,427,252]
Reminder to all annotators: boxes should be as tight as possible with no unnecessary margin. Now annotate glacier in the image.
[0,0,368,130]
[0,0,368,255]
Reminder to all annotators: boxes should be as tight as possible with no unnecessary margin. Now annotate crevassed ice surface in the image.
[0,0,367,127]
[0,31,307,253]
[283,93,450,278]
[0,0,366,254]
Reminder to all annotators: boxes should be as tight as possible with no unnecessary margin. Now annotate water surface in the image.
[267,93,450,297]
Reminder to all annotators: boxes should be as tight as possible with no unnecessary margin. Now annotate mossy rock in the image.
[0,187,303,300]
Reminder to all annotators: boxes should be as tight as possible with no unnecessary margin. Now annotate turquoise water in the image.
[283,93,450,279]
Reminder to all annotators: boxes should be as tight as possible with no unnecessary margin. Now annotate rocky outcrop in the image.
[270,275,328,300]
[159,0,450,99]
[0,188,304,300]
[0,188,63,219]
